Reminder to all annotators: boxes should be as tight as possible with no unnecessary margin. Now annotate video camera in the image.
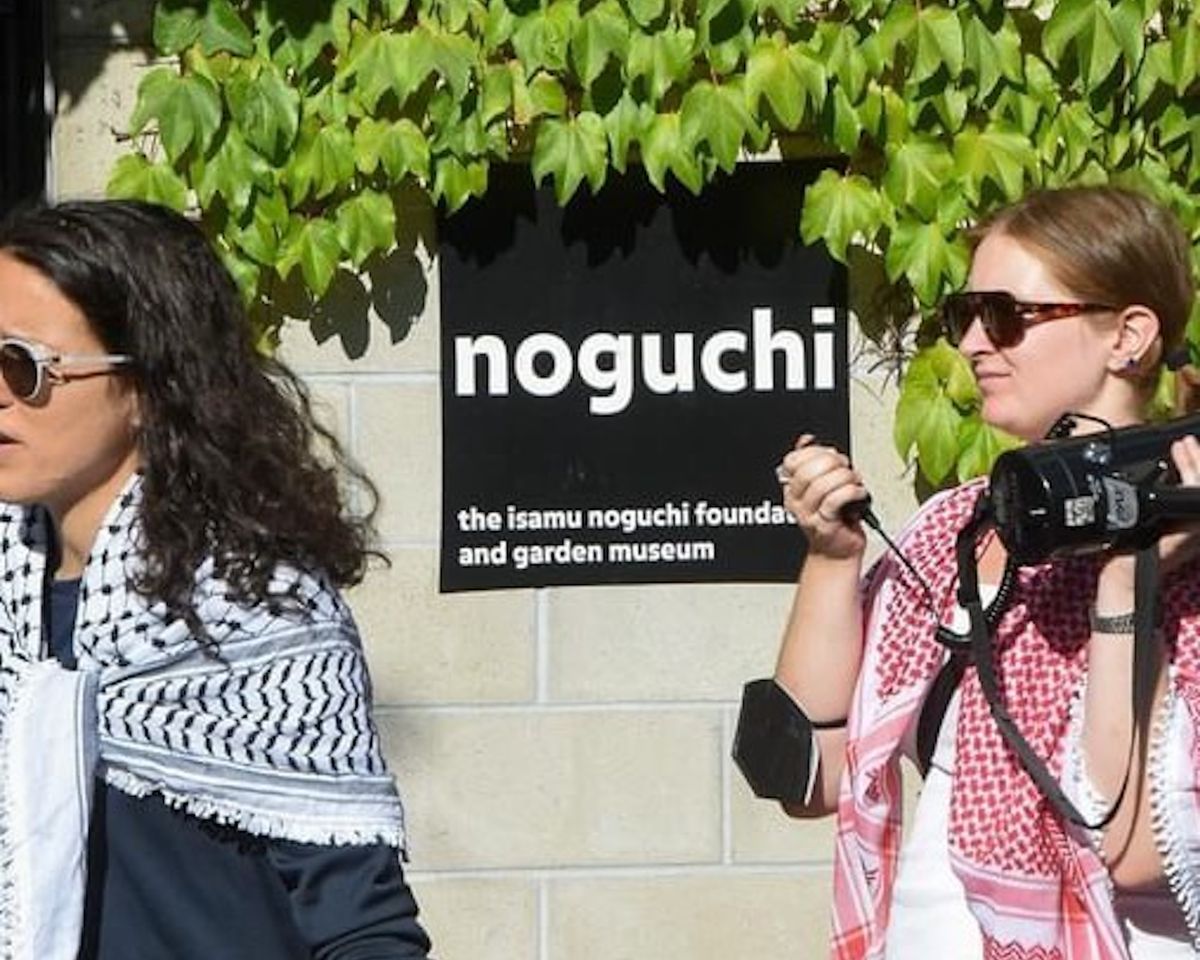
[988,412,1200,564]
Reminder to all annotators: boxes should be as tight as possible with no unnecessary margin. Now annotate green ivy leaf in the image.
[130,67,223,163]
[342,30,434,112]
[628,27,696,104]
[1043,0,1122,91]
[278,217,342,297]
[512,70,569,124]
[571,0,631,87]
[1157,102,1193,153]
[884,219,968,306]
[604,89,652,172]
[426,84,458,131]
[696,0,745,51]
[481,64,514,125]
[230,188,290,265]
[532,112,609,203]
[482,0,517,52]
[861,0,916,78]
[957,415,1020,480]
[153,3,203,55]
[192,125,272,214]
[1107,120,1137,168]
[262,0,344,72]
[432,155,490,213]
[197,0,254,57]
[1132,39,1171,109]
[354,118,431,181]
[882,137,954,218]
[286,124,357,203]
[928,87,968,134]
[106,153,189,211]
[1109,0,1146,75]
[226,62,300,162]
[530,73,569,118]
[817,23,868,101]
[680,79,756,173]
[1042,101,1098,174]
[433,0,472,32]
[423,25,479,101]
[994,86,1045,138]
[745,38,824,129]
[1171,19,1200,96]
[624,0,666,29]
[216,240,262,307]
[857,82,884,139]
[307,85,353,127]
[431,102,493,159]
[799,168,881,262]
[893,340,972,484]
[953,124,1035,203]
[963,14,1022,100]
[512,0,580,75]
[335,190,397,267]
[881,85,909,140]
[913,6,964,84]
[641,112,703,193]
[706,24,754,77]
[826,84,863,154]
[755,0,804,30]
[381,0,411,21]
[929,336,978,407]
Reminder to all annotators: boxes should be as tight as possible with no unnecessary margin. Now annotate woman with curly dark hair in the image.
[0,199,431,959]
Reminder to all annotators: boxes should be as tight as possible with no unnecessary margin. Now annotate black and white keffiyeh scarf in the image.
[0,475,406,959]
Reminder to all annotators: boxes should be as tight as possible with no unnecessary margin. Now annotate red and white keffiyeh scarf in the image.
[831,479,1200,960]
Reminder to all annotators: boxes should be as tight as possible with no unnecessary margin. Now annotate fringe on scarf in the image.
[104,766,407,852]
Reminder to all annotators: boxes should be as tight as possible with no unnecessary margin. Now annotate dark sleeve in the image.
[266,839,432,960]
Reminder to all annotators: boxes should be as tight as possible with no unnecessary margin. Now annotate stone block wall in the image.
[51,6,919,956]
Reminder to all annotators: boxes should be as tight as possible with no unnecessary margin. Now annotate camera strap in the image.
[956,498,1163,831]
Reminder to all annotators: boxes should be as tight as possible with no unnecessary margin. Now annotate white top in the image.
[883,602,1191,959]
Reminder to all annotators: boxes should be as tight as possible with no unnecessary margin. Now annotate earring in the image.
[1125,356,1139,370]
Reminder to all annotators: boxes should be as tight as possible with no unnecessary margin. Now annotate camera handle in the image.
[1143,483,1200,520]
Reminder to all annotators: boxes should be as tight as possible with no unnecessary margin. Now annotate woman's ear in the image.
[1109,304,1161,374]
[126,388,142,433]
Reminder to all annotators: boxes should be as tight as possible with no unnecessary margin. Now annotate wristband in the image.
[1088,607,1136,635]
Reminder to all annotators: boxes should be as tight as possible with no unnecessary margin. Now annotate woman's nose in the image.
[955,314,991,354]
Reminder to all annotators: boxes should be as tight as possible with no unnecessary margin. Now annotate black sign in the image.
[439,161,849,591]
[0,0,48,218]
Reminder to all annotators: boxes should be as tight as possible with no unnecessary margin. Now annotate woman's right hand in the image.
[776,434,869,561]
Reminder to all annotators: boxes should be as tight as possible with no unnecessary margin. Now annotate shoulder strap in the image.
[959,510,1162,829]
[916,652,968,776]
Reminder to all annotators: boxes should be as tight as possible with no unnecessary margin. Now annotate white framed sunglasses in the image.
[0,337,133,400]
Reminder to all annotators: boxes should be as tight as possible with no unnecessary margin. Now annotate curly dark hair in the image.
[0,199,382,619]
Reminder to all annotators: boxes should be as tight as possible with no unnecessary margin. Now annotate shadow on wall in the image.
[308,253,430,359]
[269,192,434,359]
[55,0,340,104]
[440,162,816,275]
[55,0,348,121]
[54,1,151,109]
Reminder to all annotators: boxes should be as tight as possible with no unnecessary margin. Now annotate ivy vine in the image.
[109,0,1200,487]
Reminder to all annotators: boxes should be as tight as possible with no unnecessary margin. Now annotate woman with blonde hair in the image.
[766,185,1200,958]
